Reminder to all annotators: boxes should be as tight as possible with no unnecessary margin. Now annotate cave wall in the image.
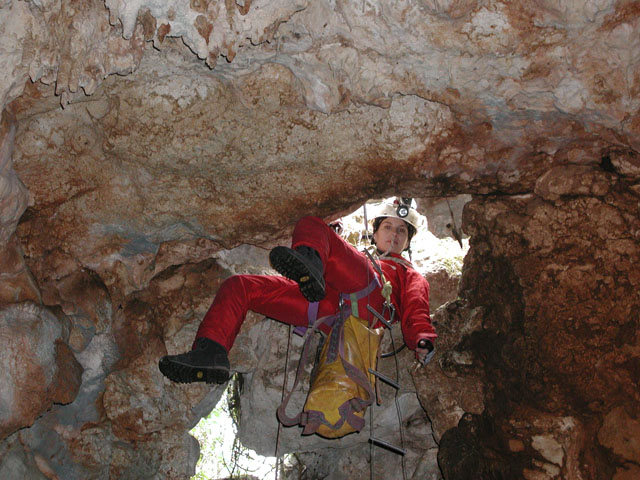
[0,0,639,479]
[418,163,640,479]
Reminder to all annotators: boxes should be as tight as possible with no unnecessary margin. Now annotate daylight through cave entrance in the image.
[189,198,470,480]
[191,376,284,480]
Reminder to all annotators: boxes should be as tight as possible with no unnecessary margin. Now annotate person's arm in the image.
[399,268,437,360]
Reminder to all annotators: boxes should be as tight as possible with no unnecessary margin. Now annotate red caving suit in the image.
[195,216,437,352]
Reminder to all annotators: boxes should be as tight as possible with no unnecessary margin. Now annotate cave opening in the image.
[190,373,285,480]
[187,197,470,480]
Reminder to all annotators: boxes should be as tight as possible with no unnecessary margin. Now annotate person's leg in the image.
[288,216,387,326]
[291,216,375,294]
[159,274,338,384]
[194,274,325,351]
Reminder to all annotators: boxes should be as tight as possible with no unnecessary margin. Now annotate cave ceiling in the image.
[2,0,638,262]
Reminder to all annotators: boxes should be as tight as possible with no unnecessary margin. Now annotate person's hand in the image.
[415,338,434,365]
[416,348,429,364]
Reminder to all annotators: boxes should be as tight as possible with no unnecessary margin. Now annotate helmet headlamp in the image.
[396,197,413,218]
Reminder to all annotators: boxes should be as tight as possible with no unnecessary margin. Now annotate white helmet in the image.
[373,197,425,232]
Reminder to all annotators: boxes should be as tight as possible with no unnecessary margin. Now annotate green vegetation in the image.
[191,377,278,480]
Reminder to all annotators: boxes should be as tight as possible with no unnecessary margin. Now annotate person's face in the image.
[373,217,409,254]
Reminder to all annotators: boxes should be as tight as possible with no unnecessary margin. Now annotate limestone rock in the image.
[103,338,213,441]
[0,111,28,246]
[608,149,640,179]
[414,300,485,441]
[0,434,47,480]
[612,464,640,480]
[424,268,462,312]
[534,165,613,201]
[0,302,82,440]
[450,170,640,477]
[419,195,471,241]
[0,235,40,304]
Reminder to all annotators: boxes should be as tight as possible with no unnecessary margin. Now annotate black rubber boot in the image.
[269,245,326,302]
[159,338,230,384]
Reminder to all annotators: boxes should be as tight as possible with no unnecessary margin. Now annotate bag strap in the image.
[297,318,378,435]
[340,274,380,319]
[299,397,367,435]
[276,312,334,427]
[294,274,381,337]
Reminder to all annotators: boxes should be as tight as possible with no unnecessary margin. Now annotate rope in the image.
[362,203,407,480]
[362,202,371,249]
[389,308,408,480]
[364,202,376,480]
[275,324,294,480]
[364,246,407,480]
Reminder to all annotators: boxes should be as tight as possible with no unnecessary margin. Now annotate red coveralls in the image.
[195,216,436,352]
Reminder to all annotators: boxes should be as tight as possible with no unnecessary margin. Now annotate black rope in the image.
[275,324,294,480]
[381,342,406,358]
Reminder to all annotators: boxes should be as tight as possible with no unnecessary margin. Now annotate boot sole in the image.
[159,357,230,384]
[269,246,325,302]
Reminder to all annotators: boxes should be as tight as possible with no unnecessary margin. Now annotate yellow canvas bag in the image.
[277,313,383,438]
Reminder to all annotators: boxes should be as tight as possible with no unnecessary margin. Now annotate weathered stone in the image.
[0,111,28,246]
[452,182,640,477]
[0,234,40,305]
[607,149,640,179]
[598,406,640,465]
[531,434,564,466]
[103,338,213,442]
[0,434,46,480]
[419,195,471,241]
[414,300,485,441]
[424,268,462,311]
[534,165,613,201]
[0,302,82,441]
[612,464,640,480]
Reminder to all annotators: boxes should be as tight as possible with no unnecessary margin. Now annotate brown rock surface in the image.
[0,111,28,246]
[0,234,41,304]
[0,302,82,439]
[430,167,640,478]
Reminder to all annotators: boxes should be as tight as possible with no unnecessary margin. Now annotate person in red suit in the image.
[159,198,436,384]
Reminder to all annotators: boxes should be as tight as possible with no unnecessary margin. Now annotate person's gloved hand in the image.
[416,338,435,365]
